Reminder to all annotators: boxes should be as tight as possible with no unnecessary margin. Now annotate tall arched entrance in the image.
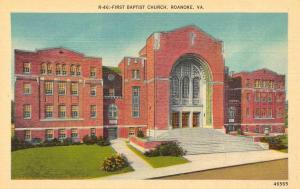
[170,54,212,129]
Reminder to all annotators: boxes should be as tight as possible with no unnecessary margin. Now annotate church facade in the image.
[14,26,286,142]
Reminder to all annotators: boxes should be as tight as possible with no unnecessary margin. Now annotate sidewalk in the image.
[104,139,288,180]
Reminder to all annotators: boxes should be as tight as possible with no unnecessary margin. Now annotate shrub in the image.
[102,154,129,172]
[97,136,111,146]
[137,130,144,138]
[260,135,288,150]
[144,141,186,157]
[62,137,73,146]
[83,135,97,145]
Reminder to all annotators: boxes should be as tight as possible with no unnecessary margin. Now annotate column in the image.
[179,111,182,128]
[189,112,193,128]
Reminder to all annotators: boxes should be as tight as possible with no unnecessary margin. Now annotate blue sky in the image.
[11,13,287,74]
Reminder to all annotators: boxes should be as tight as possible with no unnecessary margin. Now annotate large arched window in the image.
[193,77,200,98]
[182,77,189,98]
[108,104,118,120]
[172,77,179,98]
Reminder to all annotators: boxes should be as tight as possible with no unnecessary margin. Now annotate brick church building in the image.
[14,25,286,142]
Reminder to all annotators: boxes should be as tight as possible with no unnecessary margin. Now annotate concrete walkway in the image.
[103,139,288,180]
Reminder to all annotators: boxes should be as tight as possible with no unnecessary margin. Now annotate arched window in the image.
[108,104,118,120]
[172,77,179,98]
[47,63,52,74]
[193,77,200,98]
[182,77,189,98]
[62,64,67,75]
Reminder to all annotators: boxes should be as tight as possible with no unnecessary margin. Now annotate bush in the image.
[144,141,186,157]
[260,135,288,150]
[137,130,144,138]
[82,135,98,145]
[97,136,111,146]
[102,154,129,172]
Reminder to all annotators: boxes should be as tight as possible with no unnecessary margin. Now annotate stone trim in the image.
[15,126,103,131]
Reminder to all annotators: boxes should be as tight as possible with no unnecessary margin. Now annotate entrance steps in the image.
[153,127,265,155]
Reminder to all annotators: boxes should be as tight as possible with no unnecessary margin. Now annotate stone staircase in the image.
[152,128,265,155]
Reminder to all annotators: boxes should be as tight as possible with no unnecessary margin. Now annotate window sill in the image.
[40,118,84,121]
[23,117,31,120]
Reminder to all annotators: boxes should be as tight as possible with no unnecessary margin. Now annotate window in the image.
[90,85,96,96]
[246,79,251,87]
[58,129,66,140]
[90,67,96,78]
[23,83,31,95]
[172,77,179,98]
[23,104,31,119]
[45,129,54,140]
[71,105,79,118]
[268,93,272,102]
[108,104,118,120]
[90,128,96,137]
[45,81,53,95]
[182,77,189,98]
[132,70,140,80]
[132,87,140,118]
[108,88,115,96]
[71,82,78,95]
[47,63,52,74]
[45,105,53,118]
[59,105,66,118]
[129,127,135,136]
[76,65,81,76]
[23,62,31,74]
[90,105,96,118]
[71,128,78,138]
[228,106,236,119]
[70,65,76,76]
[255,108,260,118]
[255,126,259,133]
[41,63,47,74]
[277,107,283,118]
[58,82,66,95]
[193,77,200,98]
[267,108,272,118]
[254,80,259,88]
[261,108,267,118]
[255,92,260,102]
[261,93,266,102]
[246,93,251,102]
[25,130,31,141]
[56,64,62,75]
[62,64,67,75]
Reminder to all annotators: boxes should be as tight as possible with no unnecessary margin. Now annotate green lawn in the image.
[127,144,189,168]
[12,145,133,179]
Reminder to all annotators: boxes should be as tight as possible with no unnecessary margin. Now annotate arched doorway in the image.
[170,54,212,129]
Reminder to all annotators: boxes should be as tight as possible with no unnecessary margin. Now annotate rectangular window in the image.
[23,83,31,95]
[58,82,66,95]
[246,79,251,87]
[261,108,267,118]
[58,129,66,140]
[76,65,81,76]
[70,65,76,76]
[90,67,96,78]
[132,87,140,118]
[41,63,47,74]
[45,129,54,140]
[132,70,140,80]
[261,93,266,102]
[71,128,78,138]
[45,105,53,118]
[109,88,115,96]
[45,81,53,95]
[23,104,31,119]
[268,93,272,102]
[71,82,78,95]
[47,64,52,74]
[23,62,31,74]
[129,127,135,136]
[56,64,62,75]
[90,128,96,137]
[255,108,260,118]
[255,92,260,102]
[59,105,66,118]
[90,85,96,96]
[267,108,272,118]
[25,130,31,141]
[71,105,79,118]
[90,105,96,118]
[62,64,67,75]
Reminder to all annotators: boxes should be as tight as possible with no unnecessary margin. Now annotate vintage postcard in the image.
[0,0,299,189]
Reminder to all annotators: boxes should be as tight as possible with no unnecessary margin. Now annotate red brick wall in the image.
[14,48,104,141]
